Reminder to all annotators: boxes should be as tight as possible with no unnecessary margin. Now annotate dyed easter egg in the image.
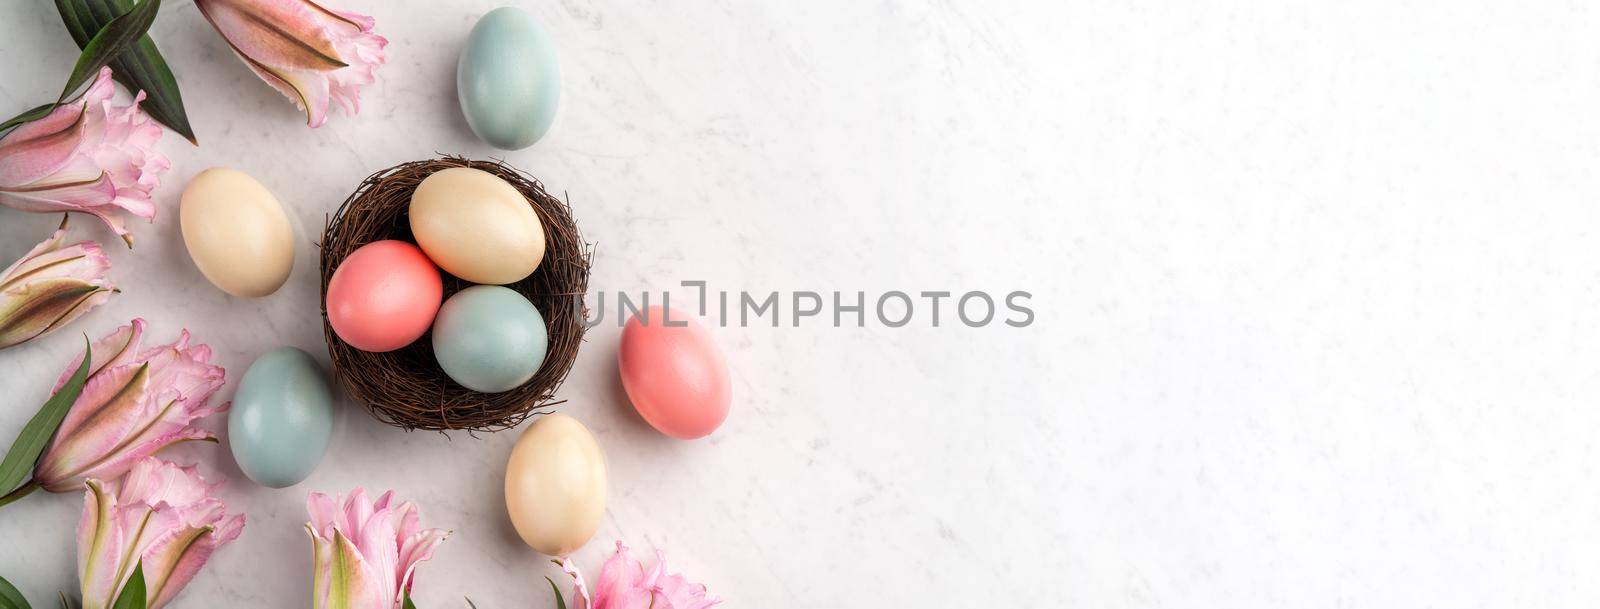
[326,240,443,352]
[619,306,731,439]
[409,167,545,285]
[432,285,548,393]
[179,168,294,297]
[457,6,561,150]
[229,347,334,488]
[504,413,606,556]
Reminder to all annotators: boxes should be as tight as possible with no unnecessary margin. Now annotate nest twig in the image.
[319,156,591,432]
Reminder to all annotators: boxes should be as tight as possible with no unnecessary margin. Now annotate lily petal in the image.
[192,0,385,127]
[55,318,145,391]
[39,321,227,493]
[0,68,165,241]
[0,100,88,187]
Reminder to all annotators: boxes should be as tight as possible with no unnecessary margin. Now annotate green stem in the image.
[0,479,40,507]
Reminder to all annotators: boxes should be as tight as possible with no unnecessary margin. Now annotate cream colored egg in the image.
[409,167,545,284]
[179,168,295,298]
[504,413,606,556]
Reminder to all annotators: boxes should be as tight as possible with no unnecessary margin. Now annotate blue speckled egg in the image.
[457,7,561,150]
[228,347,334,488]
[432,285,549,393]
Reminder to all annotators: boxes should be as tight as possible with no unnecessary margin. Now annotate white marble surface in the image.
[3,0,1600,607]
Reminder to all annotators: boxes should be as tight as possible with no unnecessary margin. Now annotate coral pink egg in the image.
[326,240,443,352]
[618,305,732,439]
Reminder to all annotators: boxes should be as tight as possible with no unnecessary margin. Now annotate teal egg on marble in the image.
[457,7,561,150]
[432,285,549,393]
[228,347,334,488]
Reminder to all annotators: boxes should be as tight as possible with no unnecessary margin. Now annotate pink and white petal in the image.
[0,280,111,349]
[341,488,376,540]
[77,479,126,609]
[25,240,113,286]
[114,458,213,508]
[0,100,88,187]
[307,491,343,539]
[0,170,118,212]
[143,517,243,609]
[594,541,649,606]
[273,67,334,128]
[314,3,375,32]
[0,240,110,291]
[91,98,163,223]
[76,66,119,108]
[652,572,719,609]
[354,508,399,604]
[55,318,145,391]
[330,530,390,609]
[395,527,447,598]
[369,489,395,514]
[61,427,214,492]
[559,558,592,609]
[0,222,69,282]
[141,343,227,408]
[194,0,348,71]
[606,587,655,609]
[37,363,154,488]
[233,55,329,127]
[96,391,223,469]
[307,523,335,609]
[391,499,420,542]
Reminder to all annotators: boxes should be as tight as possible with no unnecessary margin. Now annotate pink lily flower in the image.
[559,541,721,609]
[0,67,167,247]
[306,488,449,609]
[78,457,244,609]
[0,216,114,349]
[194,0,388,128]
[33,319,228,493]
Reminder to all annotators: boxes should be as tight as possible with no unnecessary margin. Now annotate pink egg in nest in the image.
[326,240,443,352]
[618,305,732,439]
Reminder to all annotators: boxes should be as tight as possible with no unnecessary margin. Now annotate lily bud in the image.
[34,319,228,493]
[306,488,448,609]
[194,0,388,127]
[0,216,114,349]
[560,541,721,609]
[79,457,244,609]
[0,67,167,246]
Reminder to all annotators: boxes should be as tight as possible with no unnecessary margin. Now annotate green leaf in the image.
[110,563,143,609]
[57,0,160,103]
[0,103,59,134]
[55,0,195,144]
[402,593,417,609]
[0,574,30,609]
[544,577,566,609]
[0,338,91,505]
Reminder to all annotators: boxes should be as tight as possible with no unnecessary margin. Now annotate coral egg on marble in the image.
[618,305,732,440]
[325,240,442,352]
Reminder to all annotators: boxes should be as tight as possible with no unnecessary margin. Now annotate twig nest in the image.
[320,156,591,432]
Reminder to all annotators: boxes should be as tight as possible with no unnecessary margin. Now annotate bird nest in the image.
[319,156,591,432]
